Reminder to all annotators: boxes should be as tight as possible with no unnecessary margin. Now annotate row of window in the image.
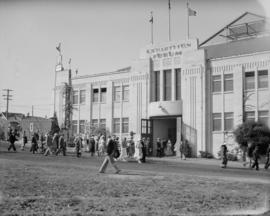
[73,90,86,104]
[71,118,129,134]
[150,68,181,102]
[113,118,129,133]
[212,70,268,93]
[212,110,269,131]
[72,85,130,104]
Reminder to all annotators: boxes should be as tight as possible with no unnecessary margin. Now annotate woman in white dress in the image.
[118,137,128,161]
[98,135,106,156]
[134,135,143,163]
[165,139,173,156]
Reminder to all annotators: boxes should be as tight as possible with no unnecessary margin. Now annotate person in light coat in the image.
[134,135,143,163]
[118,137,128,161]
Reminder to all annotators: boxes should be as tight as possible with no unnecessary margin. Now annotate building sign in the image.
[30,122,34,132]
[140,39,198,60]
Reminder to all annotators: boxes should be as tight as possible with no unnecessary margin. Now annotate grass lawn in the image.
[0,148,269,215]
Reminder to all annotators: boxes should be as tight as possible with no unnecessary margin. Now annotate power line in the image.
[2,89,13,119]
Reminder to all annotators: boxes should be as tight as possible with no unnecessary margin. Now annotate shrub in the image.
[199,151,214,159]
[234,121,270,155]
[218,150,238,161]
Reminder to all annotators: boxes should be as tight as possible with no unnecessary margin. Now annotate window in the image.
[100,88,107,103]
[113,86,121,102]
[150,71,160,102]
[122,118,129,133]
[245,111,255,122]
[113,118,120,133]
[100,119,106,128]
[224,112,234,131]
[175,68,181,100]
[164,70,172,101]
[245,71,255,90]
[72,120,78,134]
[150,71,161,101]
[91,119,98,128]
[93,89,99,102]
[80,90,86,104]
[258,70,268,89]
[224,74,233,92]
[79,120,85,134]
[213,113,222,131]
[123,85,129,101]
[73,90,78,104]
[258,111,269,125]
[212,75,221,93]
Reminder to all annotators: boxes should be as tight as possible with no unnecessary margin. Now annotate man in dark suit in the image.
[8,130,17,152]
[99,135,121,174]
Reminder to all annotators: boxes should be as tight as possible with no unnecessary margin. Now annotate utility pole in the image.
[2,89,13,119]
[32,105,34,117]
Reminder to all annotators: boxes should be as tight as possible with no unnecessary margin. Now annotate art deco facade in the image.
[55,12,270,156]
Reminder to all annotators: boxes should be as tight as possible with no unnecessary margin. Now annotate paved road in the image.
[1,142,270,183]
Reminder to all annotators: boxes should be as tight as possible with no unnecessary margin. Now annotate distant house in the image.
[21,116,52,139]
[0,112,52,140]
[0,112,25,131]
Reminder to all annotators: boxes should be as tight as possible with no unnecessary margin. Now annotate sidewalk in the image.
[147,156,266,168]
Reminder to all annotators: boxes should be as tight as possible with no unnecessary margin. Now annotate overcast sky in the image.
[0,0,269,118]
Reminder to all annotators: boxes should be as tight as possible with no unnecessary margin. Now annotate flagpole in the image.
[150,11,154,44]
[187,0,190,39]
[168,0,171,41]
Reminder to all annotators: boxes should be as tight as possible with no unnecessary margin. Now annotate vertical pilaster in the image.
[172,68,176,101]
[160,70,164,101]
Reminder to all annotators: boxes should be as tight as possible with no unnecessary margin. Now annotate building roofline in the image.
[72,66,131,80]
[208,50,270,62]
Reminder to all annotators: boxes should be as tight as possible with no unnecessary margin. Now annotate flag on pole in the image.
[149,11,153,23]
[168,0,171,10]
[56,43,61,52]
[188,8,197,16]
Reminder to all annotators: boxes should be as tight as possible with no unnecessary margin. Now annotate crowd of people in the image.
[5,128,270,172]
[219,143,270,170]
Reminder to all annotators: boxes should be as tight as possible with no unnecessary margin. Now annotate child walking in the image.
[220,144,228,168]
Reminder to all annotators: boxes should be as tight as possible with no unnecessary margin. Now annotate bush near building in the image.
[233,121,270,155]
[199,151,214,159]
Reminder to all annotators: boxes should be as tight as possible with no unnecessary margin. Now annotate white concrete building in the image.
[55,12,270,157]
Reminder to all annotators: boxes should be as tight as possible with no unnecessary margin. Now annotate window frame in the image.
[113,86,121,102]
[164,69,172,101]
[245,71,255,90]
[212,113,222,131]
[224,74,234,92]
[122,85,129,101]
[100,88,107,103]
[258,70,268,89]
[212,75,222,93]
[72,90,79,104]
[79,120,85,134]
[113,118,120,133]
[122,117,129,133]
[224,112,234,131]
[80,90,86,104]
[258,110,269,126]
[93,88,99,103]
[245,111,255,122]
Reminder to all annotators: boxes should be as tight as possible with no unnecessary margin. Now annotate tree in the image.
[233,121,270,155]
[50,112,60,135]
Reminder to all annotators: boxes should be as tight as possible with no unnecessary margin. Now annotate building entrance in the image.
[151,117,178,157]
